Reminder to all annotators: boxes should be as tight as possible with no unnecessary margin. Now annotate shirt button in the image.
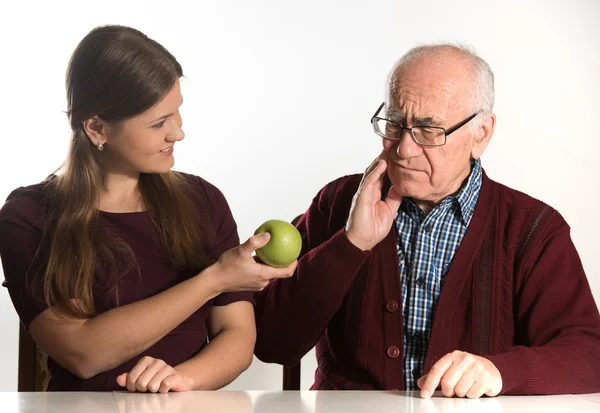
[424,224,432,233]
[386,346,400,359]
[385,300,399,312]
[415,278,425,286]
[412,368,421,378]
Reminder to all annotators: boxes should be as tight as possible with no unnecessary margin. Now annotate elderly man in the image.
[254,44,600,398]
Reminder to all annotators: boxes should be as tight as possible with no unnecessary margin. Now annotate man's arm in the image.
[254,226,369,365]
[486,216,600,395]
[253,176,369,365]
[254,155,402,365]
[419,213,600,397]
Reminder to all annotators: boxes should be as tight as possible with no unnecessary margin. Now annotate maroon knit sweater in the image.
[254,171,600,395]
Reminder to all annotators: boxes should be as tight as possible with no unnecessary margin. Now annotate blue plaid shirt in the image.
[395,159,482,389]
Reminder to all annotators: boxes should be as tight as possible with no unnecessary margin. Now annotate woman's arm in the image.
[176,300,256,390]
[29,266,220,380]
[29,234,293,380]
[114,301,256,392]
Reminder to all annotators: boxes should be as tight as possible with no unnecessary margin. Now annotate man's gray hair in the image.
[389,44,495,125]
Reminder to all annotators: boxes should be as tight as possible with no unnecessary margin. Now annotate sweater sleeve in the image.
[253,177,370,365]
[486,211,600,395]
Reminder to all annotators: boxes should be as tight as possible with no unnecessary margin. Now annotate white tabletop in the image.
[1,390,599,413]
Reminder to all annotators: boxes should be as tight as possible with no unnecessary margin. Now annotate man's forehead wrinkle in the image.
[389,76,466,119]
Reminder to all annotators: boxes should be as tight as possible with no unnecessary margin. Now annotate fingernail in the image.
[421,390,430,398]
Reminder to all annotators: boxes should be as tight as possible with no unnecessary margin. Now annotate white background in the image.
[0,0,598,392]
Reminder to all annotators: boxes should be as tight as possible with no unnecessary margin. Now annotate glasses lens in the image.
[373,119,400,140]
[412,127,445,146]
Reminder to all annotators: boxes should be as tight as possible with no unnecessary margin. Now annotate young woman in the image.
[0,25,295,392]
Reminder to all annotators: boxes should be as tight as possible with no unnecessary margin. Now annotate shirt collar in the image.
[454,158,482,226]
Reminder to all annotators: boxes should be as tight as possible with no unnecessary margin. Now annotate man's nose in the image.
[395,128,420,159]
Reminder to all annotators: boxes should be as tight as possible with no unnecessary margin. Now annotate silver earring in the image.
[97,141,104,151]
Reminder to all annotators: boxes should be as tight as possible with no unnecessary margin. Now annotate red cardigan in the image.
[254,171,600,394]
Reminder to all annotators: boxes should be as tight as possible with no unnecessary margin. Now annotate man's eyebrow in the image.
[148,97,184,124]
[386,108,443,126]
[413,116,442,126]
[386,108,405,123]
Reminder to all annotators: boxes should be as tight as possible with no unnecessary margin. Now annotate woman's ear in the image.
[471,113,496,159]
[82,116,108,148]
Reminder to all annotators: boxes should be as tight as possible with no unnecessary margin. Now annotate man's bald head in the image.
[388,44,494,120]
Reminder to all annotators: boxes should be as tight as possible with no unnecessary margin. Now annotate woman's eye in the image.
[152,120,166,129]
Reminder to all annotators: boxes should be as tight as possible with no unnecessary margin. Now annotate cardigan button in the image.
[386,346,400,359]
[385,300,399,312]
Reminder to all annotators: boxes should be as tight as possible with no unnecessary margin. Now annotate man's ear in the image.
[471,113,496,159]
[82,116,108,147]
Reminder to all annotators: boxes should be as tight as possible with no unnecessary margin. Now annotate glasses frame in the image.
[370,102,480,147]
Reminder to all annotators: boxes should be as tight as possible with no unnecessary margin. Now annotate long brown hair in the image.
[38,25,213,318]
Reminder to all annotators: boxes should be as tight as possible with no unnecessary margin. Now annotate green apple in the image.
[254,219,302,267]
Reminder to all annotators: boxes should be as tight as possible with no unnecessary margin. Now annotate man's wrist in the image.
[344,229,371,251]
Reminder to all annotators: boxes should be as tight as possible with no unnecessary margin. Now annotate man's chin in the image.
[391,183,428,201]
[389,176,418,197]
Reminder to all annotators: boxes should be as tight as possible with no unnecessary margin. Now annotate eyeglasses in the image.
[370,102,480,147]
